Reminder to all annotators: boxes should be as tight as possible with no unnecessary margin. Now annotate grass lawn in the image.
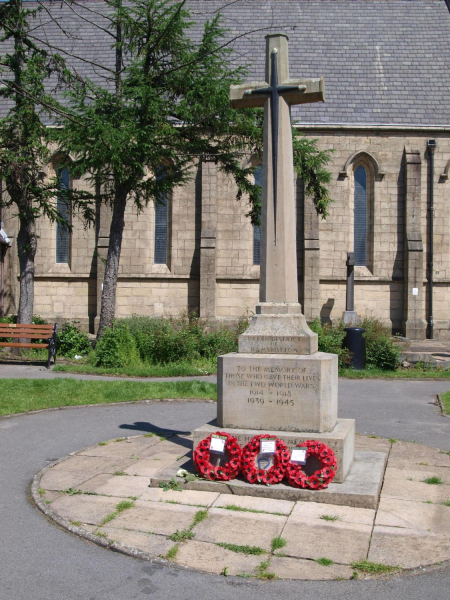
[52,359,215,378]
[440,391,450,415]
[0,379,217,416]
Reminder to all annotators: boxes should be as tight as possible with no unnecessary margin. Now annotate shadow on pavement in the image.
[119,421,192,451]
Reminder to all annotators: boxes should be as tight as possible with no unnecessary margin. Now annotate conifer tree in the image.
[0,0,92,323]
[56,0,331,337]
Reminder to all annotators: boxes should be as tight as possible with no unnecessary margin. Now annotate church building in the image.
[1,0,450,339]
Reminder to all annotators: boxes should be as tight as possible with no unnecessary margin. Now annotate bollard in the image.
[343,327,366,370]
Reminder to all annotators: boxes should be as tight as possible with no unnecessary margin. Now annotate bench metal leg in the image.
[47,338,56,369]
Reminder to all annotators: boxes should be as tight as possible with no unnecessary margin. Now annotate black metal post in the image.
[427,139,436,339]
[346,252,355,312]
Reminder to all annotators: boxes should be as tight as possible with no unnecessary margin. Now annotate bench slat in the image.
[1,323,53,328]
[0,342,49,348]
[0,327,53,332]
[0,325,53,329]
[0,333,52,340]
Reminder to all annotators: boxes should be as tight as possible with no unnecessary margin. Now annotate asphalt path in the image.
[1,373,450,600]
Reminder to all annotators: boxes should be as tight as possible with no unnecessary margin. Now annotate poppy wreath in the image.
[193,432,242,481]
[285,440,337,490]
[241,434,291,485]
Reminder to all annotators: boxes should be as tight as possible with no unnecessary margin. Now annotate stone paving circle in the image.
[32,433,450,581]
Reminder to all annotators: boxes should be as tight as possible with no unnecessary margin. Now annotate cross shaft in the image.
[244,49,306,241]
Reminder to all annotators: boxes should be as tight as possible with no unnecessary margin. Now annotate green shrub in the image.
[95,313,248,368]
[94,324,141,368]
[361,318,400,370]
[57,322,91,358]
[309,319,351,368]
[199,327,239,358]
[309,317,399,371]
[0,314,47,324]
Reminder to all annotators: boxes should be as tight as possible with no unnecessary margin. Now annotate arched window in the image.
[154,167,170,265]
[354,165,367,267]
[253,164,262,266]
[56,166,70,264]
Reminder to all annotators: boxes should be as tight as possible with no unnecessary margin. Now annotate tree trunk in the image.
[17,214,36,325]
[97,189,127,338]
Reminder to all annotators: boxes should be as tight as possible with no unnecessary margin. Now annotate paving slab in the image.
[354,435,392,453]
[140,487,219,507]
[212,494,294,515]
[368,525,450,569]
[376,497,450,534]
[289,500,375,526]
[97,527,173,556]
[40,490,61,503]
[388,441,450,468]
[40,469,98,491]
[193,507,286,552]
[384,465,450,485]
[270,556,354,580]
[122,455,184,477]
[381,475,450,503]
[78,436,164,458]
[50,495,121,526]
[174,540,267,576]
[138,439,188,459]
[50,455,123,473]
[78,474,150,498]
[282,519,372,564]
[106,499,198,535]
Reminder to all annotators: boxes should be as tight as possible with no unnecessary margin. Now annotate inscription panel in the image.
[218,353,338,433]
[239,333,315,355]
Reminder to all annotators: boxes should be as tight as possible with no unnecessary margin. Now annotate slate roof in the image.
[2,0,450,127]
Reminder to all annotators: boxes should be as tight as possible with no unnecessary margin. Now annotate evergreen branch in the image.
[69,0,116,25]
[24,32,115,75]
[60,0,117,40]
[0,77,86,126]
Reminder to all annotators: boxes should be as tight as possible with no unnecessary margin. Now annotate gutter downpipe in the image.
[427,139,437,339]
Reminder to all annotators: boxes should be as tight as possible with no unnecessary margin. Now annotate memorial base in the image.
[149,447,386,510]
[192,418,355,483]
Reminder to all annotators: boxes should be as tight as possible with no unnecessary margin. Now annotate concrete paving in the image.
[33,434,450,579]
[1,367,450,598]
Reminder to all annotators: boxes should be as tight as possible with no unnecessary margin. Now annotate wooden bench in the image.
[0,323,58,368]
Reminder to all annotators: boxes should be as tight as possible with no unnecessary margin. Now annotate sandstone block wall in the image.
[1,130,449,339]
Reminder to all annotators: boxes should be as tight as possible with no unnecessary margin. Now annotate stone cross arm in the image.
[230,77,325,109]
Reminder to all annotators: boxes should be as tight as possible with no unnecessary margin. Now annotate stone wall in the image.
[2,128,450,339]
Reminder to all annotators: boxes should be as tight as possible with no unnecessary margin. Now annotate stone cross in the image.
[230,34,324,304]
